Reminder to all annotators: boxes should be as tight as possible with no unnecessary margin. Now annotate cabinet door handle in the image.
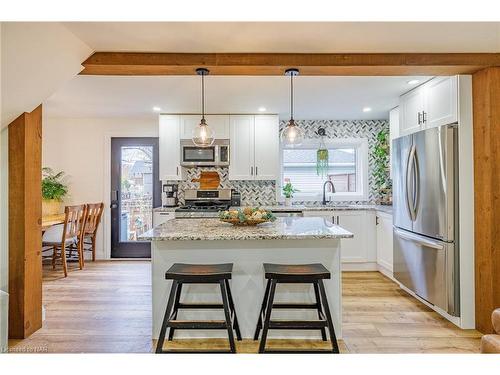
[417,112,422,125]
[250,166,253,176]
[376,216,379,225]
[176,166,179,175]
[422,111,427,123]
[337,216,340,225]
[255,166,258,176]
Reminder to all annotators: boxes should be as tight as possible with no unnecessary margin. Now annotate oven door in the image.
[181,145,216,166]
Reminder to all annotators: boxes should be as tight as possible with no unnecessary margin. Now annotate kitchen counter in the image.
[153,204,393,215]
[141,217,353,241]
[146,216,351,341]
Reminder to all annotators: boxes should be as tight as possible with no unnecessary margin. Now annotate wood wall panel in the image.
[8,104,43,339]
[80,52,500,76]
[472,67,500,333]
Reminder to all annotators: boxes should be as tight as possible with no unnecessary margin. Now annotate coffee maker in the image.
[162,184,178,207]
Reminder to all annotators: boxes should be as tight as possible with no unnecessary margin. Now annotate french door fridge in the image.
[392,124,460,316]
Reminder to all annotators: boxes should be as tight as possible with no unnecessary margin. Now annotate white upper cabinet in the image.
[399,76,459,137]
[400,86,425,136]
[159,115,183,181]
[254,115,280,180]
[425,76,458,128]
[229,115,255,180]
[229,114,279,181]
[180,115,230,139]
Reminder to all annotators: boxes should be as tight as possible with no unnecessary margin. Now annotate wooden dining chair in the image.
[83,202,104,263]
[42,204,88,277]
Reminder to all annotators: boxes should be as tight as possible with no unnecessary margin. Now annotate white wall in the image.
[1,22,92,128]
[42,117,158,259]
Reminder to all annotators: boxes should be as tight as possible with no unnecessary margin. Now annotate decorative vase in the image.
[285,197,292,207]
[42,199,62,216]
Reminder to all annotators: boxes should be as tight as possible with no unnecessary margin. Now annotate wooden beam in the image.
[81,52,500,76]
[8,105,43,339]
[472,67,500,333]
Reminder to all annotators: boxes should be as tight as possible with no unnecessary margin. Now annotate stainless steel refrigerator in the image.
[392,124,459,316]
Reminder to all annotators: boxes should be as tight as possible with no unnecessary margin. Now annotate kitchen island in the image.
[141,217,353,340]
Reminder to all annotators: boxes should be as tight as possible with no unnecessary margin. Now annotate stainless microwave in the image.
[180,139,230,167]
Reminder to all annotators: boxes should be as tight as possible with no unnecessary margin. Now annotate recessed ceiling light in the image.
[258,107,267,112]
[362,107,372,112]
[153,106,161,112]
[407,79,420,85]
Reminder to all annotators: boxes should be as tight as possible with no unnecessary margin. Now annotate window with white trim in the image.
[281,138,369,201]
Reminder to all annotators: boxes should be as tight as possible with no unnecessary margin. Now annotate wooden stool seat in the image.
[255,263,339,354]
[263,263,330,281]
[156,263,241,354]
[166,263,233,281]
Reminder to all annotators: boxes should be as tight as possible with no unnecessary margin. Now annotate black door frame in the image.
[110,137,161,258]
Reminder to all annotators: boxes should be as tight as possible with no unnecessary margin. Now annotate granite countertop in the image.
[153,204,392,214]
[140,217,353,241]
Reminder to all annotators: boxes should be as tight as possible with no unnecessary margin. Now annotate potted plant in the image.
[282,180,299,207]
[42,167,69,216]
[372,130,392,205]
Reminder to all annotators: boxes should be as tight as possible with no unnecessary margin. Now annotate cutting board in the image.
[191,171,220,190]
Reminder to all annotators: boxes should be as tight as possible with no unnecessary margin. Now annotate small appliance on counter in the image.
[230,189,241,207]
[162,184,178,207]
[175,189,232,218]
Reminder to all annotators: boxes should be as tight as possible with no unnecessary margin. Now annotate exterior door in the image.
[111,137,161,258]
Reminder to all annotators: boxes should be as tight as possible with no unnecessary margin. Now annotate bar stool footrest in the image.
[168,320,227,329]
[272,303,319,309]
[268,320,328,329]
[177,303,224,309]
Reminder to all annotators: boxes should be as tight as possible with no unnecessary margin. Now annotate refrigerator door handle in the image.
[413,146,420,219]
[406,145,417,221]
[394,228,444,250]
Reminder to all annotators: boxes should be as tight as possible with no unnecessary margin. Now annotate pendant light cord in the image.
[201,72,205,121]
[290,72,294,121]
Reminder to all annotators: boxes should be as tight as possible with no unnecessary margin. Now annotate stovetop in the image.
[175,200,230,217]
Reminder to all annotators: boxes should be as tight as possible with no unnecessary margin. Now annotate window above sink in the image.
[280,138,369,202]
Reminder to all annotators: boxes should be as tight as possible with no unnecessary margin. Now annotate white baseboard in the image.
[377,263,395,281]
[341,262,378,271]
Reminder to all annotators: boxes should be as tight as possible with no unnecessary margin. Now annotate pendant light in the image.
[280,68,304,147]
[192,68,215,147]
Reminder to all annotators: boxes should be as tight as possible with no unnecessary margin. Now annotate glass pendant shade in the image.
[192,118,215,147]
[281,119,304,147]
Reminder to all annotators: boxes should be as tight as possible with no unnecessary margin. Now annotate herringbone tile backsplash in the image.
[167,119,388,206]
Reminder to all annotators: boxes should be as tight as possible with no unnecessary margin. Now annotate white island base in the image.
[152,238,342,340]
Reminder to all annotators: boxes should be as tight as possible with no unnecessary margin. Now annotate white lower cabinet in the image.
[304,210,377,270]
[376,211,394,278]
[153,211,175,227]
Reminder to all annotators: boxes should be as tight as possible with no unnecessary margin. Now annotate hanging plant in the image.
[316,128,329,178]
[372,130,392,204]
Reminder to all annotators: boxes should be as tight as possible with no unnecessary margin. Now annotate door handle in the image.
[394,229,444,250]
[417,112,422,125]
[422,111,427,124]
[110,190,118,209]
[255,166,258,176]
[250,166,253,176]
[405,145,416,221]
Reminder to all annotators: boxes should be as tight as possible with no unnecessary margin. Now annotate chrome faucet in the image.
[322,180,335,205]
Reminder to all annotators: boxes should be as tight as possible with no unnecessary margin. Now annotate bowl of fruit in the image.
[219,207,276,226]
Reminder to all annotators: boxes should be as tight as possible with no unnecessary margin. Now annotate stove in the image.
[175,189,232,218]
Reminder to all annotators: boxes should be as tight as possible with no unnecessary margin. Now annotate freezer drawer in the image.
[393,228,459,316]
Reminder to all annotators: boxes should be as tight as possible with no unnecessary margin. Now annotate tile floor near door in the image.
[8,261,481,353]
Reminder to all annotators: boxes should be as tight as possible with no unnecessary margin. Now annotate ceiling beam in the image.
[80,52,500,76]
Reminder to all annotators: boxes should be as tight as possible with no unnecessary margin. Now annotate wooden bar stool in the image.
[156,263,242,354]
[254,263,339,354]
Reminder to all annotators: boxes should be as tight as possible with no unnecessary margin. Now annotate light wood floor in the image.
[8,261,482,353]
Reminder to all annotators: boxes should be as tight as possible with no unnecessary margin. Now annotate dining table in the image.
[41,213,65,231]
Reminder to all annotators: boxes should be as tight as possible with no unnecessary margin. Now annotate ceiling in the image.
[64,22,500,53]
[44,75,432,120]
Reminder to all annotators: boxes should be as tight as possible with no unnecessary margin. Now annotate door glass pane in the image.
[120,146,153,242]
